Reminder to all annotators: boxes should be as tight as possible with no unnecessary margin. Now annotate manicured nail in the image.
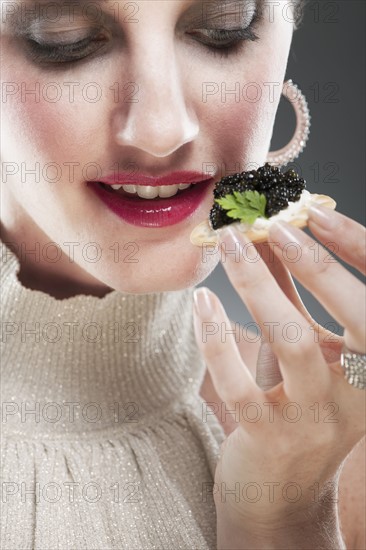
[193,287,215,318]
[268,220,302,245]
[219,225,243,248]
[218,225,253,262]
[308,204,337,230]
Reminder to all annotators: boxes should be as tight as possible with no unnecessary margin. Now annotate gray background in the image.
[199,0,365,334]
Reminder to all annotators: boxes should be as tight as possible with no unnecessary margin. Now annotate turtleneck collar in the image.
[1,237,206,440]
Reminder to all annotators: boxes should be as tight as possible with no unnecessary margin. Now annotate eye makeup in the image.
[3,0,263,67]
[2,0,122,42]
[185,0,261,30]
[182,0,262,59]
[25,28,111,64]
[3,1,117,66]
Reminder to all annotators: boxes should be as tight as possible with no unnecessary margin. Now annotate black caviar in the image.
[209,163,306,230]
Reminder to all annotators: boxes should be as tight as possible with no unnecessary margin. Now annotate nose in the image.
[113,42,199,157]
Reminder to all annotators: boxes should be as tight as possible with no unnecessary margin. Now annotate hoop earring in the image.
[266,80,311,167]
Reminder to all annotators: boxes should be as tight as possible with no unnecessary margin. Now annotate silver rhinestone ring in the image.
[340,344,366,390]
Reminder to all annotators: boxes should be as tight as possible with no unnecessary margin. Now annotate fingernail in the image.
[218,225,252,261]
[268,220,302,245]
[219,225,243,247]
[308,204,337,230]
[193,287,215,318]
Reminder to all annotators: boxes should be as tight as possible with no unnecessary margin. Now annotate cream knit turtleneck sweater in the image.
[0,236,226,549]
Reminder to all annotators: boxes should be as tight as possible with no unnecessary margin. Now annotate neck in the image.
[1,237,205,440]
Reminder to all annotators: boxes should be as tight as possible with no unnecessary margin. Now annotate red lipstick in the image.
[87,171,215,228]
[99,171,213,187]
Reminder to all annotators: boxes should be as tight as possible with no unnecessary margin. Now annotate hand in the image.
[192,205,365,541]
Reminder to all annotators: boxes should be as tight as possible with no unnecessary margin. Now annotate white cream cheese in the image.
[190,190,336,246]
[229,189,312,233]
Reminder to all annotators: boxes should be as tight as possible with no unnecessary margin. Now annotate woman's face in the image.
[1,0,294,295]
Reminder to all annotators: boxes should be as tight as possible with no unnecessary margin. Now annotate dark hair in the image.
[257,0,306,30]
[294,0,307,29]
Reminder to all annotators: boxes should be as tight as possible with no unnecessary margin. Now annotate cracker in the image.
[190,193,336,246]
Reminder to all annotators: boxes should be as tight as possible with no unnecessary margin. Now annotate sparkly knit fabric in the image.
[0,237,225,549]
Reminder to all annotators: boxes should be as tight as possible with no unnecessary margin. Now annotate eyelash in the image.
[25,32,107,64]
[193,26,259,59]
[25,16,260,65]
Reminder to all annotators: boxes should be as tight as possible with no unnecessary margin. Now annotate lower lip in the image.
[88,179,214,228]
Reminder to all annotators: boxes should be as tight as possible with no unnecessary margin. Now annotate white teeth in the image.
[135,185,159,199]
[157,185,180,198]
[107,182,192,198]
[123,184,137,193]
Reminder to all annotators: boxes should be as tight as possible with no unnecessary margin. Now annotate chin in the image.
[97,254,220,294]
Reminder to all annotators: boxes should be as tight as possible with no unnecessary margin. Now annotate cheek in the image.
[1,68,113,183]
[0,68,116,246]
[200,86,280,171]
[198,27,293,168]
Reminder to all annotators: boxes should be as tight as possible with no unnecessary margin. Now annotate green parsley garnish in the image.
[214,190,268,225]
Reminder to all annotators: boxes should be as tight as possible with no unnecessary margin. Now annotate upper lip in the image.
[98,171,215,187]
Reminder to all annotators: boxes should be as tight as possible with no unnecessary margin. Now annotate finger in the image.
[254,242,326,329]
[255,242,338,345]
[307,204,366,275]
[254,241,308,308]
[218,226,329,399]
[253,241,344,355]
[192,287,261,407]
[268,221,366,353]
